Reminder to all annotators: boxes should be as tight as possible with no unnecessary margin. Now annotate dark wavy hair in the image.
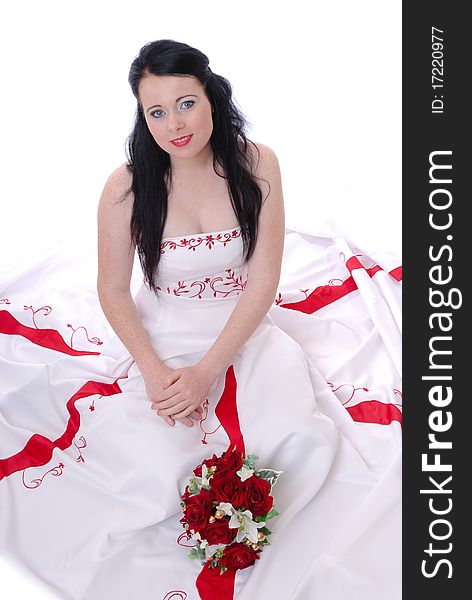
[124,39,266,292]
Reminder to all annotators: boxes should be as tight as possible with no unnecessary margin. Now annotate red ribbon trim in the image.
[389,266,403,281]
[280,264,402,315]
[0,379,122,480]
[0,310,100,356]
[346,400,402,426]
[214,365,245,456]
[195,365,244,599]
[195,561,236,600]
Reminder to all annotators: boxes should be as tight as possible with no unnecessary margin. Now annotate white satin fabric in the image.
[0,224,402,599]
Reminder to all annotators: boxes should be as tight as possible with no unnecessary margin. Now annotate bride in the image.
[98,38,285,432]
[0,39,402,600]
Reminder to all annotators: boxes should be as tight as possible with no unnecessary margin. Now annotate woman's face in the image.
[138,73,214,163]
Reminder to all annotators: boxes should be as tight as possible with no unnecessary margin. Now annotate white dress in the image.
[0,224,402,599]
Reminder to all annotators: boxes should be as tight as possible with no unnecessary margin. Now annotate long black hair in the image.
[125,39,265,292]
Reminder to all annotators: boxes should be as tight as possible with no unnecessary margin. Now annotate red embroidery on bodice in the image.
[156,268,247,299]
[156,227,247,299]
[160,227,242,254]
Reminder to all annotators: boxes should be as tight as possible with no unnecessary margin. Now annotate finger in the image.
[155,412,175,426]
[153,391,183,409]
[153,387,177,403]
[171,405,200,420]
[179,417,194,427]
[156,400,189,416]
[151,392,181,409]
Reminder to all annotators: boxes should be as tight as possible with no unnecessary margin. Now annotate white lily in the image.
[236,465,254,482]
[228,509,266,544]
[201,463,212,487]
[215,502,234,516]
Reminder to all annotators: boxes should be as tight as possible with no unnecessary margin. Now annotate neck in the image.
[169,144,214,176]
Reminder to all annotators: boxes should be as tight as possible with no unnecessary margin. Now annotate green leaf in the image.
[188,545,206,562]
[211,556,219,568]
[254,469,283,487]
[243,454,259,470]
[256,507,279,523]
[188,478,201,495]
[260,526,272,535]
[259,538,271,546]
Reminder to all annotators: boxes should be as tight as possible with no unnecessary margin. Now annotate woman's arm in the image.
[198,143,285,379]
[97,163,167,380]
[97,164,201,426]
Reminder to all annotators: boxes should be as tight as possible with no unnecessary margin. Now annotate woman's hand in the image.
[150,363,216,424]
[145,366,203,427]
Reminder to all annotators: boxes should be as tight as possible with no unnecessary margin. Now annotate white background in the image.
[0,0,401,596]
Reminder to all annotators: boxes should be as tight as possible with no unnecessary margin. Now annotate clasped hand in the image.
[149,363,215,427]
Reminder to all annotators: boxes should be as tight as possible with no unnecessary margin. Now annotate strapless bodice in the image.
[155,226,247,300]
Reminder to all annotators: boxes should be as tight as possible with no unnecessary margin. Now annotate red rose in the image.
[203,454,221,469]
[245,476,273,516]
[194,453,220,477]
[217,449,244,475]
[200,518,235,545]
[210,472,247,507]
[219,542,262,571]
[183,488,213,532]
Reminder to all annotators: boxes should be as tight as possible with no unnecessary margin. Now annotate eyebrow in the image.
[146,95,198,112]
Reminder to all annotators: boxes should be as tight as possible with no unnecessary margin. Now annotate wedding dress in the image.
[0,223,402,599]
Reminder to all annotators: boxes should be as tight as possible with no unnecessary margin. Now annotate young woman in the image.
[0,40,402,600]
[98,39,285,431]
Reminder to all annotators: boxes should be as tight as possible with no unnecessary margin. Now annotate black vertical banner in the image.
[403,2,468,597]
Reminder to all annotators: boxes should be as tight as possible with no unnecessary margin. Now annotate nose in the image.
[168,111,185,134]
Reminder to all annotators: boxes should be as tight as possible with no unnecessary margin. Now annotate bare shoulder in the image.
[97,163,135,289]
[246,141,282,205]
[247,141,281,176]
[99,162,134,210]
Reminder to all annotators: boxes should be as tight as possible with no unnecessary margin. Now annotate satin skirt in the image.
[0,225,402,599]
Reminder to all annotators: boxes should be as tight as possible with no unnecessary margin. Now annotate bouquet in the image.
[179,448,283,575]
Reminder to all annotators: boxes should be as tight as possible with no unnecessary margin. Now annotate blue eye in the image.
[151,109,165,119]
[181,100,194,109]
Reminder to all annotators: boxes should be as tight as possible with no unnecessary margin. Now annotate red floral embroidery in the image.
[74,435,88,463]
[328,382,370,406]
[67,323,103,348]
[198,398,222,445]
[157,268,247,299]
[22,462,65,489]
[23,304,52,328]
[160,228,242,254]
[177,531,196,548]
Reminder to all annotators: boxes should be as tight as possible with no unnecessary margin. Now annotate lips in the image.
[170,134,193,147]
